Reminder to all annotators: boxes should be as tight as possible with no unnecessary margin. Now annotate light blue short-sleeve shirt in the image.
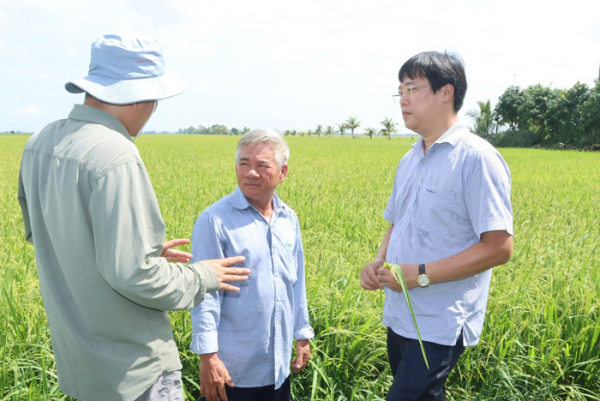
[383,122,513,346]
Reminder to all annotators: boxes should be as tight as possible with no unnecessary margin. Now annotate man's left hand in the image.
[291,339,311,373]
[161,239,193,263]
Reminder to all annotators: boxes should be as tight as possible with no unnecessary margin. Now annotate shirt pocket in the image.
[420,184,467,233]
[422,184,458,204]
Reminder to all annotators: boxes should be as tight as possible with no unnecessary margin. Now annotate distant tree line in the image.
[469,80,600,150]
[177,117,408,140]
[177,124,251,136]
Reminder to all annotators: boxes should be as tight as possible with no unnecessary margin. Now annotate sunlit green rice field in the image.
[1,134,599,400]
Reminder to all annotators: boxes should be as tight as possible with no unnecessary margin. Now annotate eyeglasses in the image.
[392,85,430,102]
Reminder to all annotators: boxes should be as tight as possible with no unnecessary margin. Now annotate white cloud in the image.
[2,0,599,133]
[22,107,43,115]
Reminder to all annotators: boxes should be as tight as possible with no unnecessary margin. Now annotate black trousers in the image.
[202,376,291,401]
[386,327,465,401]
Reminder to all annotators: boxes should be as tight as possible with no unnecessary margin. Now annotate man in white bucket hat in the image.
[18,32,250,401]
[65,32,186,106]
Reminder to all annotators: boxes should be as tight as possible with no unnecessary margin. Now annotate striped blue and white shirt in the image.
[383,122,513,347]
[190,187,314,389]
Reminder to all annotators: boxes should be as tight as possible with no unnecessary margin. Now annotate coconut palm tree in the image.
[467,100,495,139]
[379,117,397,140]
[315,125,323,138]
[364,127,377,139]
[241,127,250,135]
[337,123,347,139]
[345,117,361,139]
[290,129,297,137]
[307,129,313,138]
[325,126,334,138]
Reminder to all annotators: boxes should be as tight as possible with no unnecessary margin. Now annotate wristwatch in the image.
[417,264,430,288]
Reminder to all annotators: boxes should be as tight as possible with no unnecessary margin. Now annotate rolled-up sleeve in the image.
[89,161,218,311]
[292,218,314,340]
[190,212,225,354]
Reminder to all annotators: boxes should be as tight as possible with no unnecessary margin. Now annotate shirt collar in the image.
[412,120,465,153]
[232,186,284,214]
[435,120,465,146]
[232,186,252,209]
[68,104,134,143]
[232,187,284,220]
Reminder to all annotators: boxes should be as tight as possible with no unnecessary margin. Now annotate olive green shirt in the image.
[18,104,219,401]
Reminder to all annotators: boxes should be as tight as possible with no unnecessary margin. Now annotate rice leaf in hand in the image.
[385,262,429,369]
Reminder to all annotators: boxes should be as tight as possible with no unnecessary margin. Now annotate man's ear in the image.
[442,84,455,103]
[279,164,288,182]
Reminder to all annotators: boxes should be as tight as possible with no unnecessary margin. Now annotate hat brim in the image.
[65,72,186,105]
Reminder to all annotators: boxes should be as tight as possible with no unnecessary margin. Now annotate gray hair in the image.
[235,129,290,169]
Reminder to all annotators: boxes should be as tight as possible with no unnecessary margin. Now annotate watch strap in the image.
[418,264,426,275]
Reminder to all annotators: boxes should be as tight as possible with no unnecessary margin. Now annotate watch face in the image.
[417,274,430,287]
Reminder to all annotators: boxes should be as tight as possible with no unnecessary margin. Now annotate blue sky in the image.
[1,0,598,134]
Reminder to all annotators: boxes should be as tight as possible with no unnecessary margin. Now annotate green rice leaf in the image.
[385,262,429,369]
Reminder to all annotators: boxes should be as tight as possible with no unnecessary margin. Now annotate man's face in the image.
[399,76,445,135]
[235,143,287,205]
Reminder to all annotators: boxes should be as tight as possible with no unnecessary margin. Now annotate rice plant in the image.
[1,134,599,400]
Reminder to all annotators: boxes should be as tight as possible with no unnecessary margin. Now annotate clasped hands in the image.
[360,260,418,292]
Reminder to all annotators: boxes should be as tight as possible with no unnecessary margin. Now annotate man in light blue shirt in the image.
[361,51,513,400]
[190,129,314,401]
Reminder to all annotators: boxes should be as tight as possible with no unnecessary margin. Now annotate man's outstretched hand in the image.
[203,256,250,292]
[162,240,249,291]
[161,239,193,263]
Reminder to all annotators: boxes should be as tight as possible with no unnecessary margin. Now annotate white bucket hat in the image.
[65,32,185,104]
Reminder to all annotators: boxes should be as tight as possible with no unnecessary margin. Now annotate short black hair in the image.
[398,51,467,112]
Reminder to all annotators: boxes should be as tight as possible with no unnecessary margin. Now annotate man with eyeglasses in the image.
[361,51,513,400]
[18,32,250,401]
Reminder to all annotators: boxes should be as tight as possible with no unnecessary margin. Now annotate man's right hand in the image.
[200,353,233,401]
[360,259,384,290]
[203,256,250,292]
